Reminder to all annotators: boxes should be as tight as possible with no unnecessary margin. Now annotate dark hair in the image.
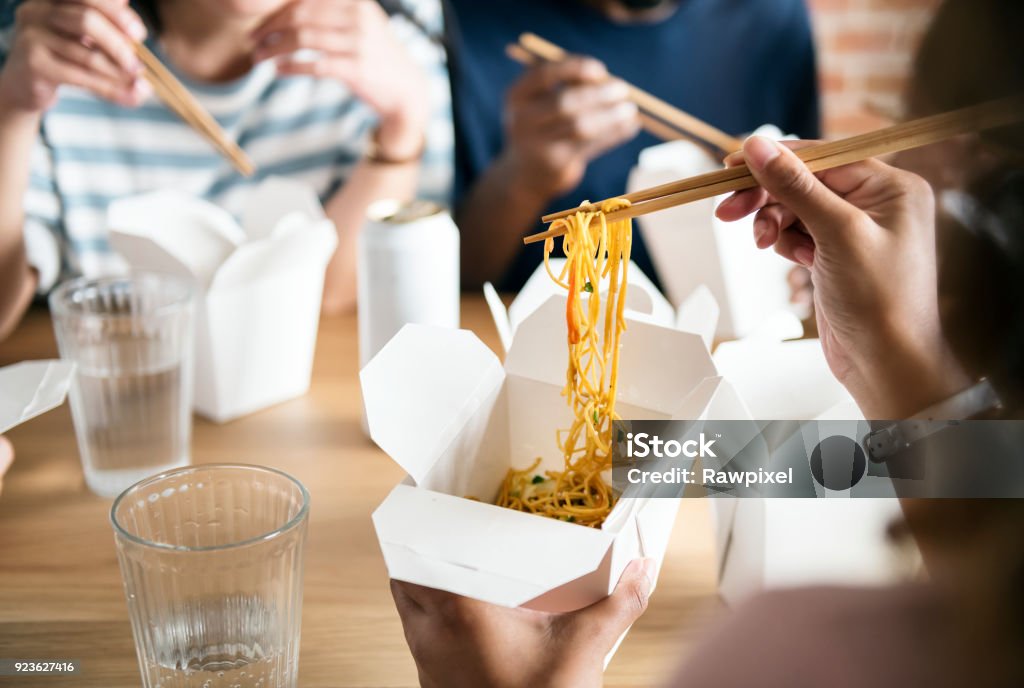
[904,1,1024,682]
[911,0,1024,412]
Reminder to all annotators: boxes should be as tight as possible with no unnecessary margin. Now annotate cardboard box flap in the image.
[633,498,680,574]
[380,541,553,608]
[615,310,718,413]
[675,285,720,350]
[618,264,674,327]
[697,376,750,422]
[668,375,729,420]
[502,295,573,386]
[740,310,804,343]
[0,361,74,434]
[209,215,338,292]
[107,232,198,284]
[108,190,244,290]
[482,282,513,353]
[241,177,325,242]
[374,484,614,596]
[361,324,505,484]
[505,295,718,413]
[714,336,851,420]
[501,260,670,340]
[637,139,719,175]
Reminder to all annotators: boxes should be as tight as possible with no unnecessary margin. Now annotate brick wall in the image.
[806,0,943,137]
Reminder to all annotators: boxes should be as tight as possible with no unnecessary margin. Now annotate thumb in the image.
[564,558,655,650]
[742,135,858,240]
[0,437,12,478]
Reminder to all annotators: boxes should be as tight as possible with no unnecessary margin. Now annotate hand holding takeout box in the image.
[361,294,749,637]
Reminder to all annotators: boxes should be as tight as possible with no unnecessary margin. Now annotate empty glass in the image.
[49,273,195,497]
[111,464,310,688]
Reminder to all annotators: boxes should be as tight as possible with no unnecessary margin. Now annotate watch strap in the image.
[864,378,1002,462]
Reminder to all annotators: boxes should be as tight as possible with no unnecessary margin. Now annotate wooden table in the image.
[0,297,722,687]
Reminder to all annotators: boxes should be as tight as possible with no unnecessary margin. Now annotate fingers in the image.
[509,79,638,148]
[553,80,630,122]
[723,138,820,169]
[275,55,356,79]
[71,0,147,41]
[39,28,130,83]
[47,1,143,72]
[252,0,362,45]
[254,27,357,61]
[511,80,631,130]
[787,266,814,309]
[716,186,769,222]
[389,579,483,620]
[554,99,638,143]
[252,0,386,59]
[390,579,425,617]
[24,40,145,105]
[718,140,820,222]
[0,437,13,479]
[508,56,608,103]
[753,203,799,248]
[562,559,654,650]
[740,136,860,242]
[772,226,816,267]
[577,104,641,157]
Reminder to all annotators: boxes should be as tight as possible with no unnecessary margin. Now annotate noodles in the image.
[495,198,632,528]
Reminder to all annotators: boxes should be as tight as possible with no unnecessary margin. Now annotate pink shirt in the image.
[668,585,981,688]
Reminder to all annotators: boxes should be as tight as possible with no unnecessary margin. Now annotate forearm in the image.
[321,157,420,314]
[0,105,42,340]
[457,153,553,289]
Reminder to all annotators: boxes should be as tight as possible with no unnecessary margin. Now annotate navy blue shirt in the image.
[445,0,820,291]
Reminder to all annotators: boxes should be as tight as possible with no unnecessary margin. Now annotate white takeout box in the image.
[709,316,905,604]
[361,295,748,613]
[484,259,720,353]
[629,127,795,340]
[0,360,74,434]
[108,178,338,423]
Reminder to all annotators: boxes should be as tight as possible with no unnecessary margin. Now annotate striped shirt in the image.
[0,0,453,292]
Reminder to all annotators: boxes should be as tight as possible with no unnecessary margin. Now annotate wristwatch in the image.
[864,378,1003,462]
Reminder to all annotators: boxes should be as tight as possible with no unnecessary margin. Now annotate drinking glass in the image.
[49,273,195,497]
[111,464,310,688]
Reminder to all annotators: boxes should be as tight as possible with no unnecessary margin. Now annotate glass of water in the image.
[49,273,195,497]
[111,464,310,688]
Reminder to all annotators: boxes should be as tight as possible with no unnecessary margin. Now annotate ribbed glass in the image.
[111,464,309,688]
[49,273,195,498]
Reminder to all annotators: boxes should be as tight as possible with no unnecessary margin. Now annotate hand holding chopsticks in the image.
[510,33,743,156]
[134,43,256,177]
[524,94,1024,244]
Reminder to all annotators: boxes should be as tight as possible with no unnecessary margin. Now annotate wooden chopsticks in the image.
[506,44,685,145]
[510,33,743,157]
[523,94,1024,245]
[134,43,256,177]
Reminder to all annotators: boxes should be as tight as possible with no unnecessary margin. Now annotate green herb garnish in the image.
[593,410,599,424]
[583,281,594,293]
[531,475,545,484]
